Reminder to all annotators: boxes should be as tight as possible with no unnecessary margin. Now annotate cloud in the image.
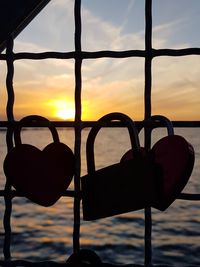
[1,2,199,120]
[15,0,74,52]
[152,56,200,119]
[82,5,144,51]
[152,19,187,48]
[119,0,139,33]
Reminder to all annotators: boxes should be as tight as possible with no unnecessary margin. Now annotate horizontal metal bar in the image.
[178,193,200,201]
[0,48,200,61]
[0,190,77,198]
[153,48,200,57]
[0,190,200,202]
[0,50,145,60]
[0,120,136,129]
[0,121,200,128]
[0,260,198,267]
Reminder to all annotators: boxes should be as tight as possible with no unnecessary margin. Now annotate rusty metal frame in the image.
[0,0,200,266]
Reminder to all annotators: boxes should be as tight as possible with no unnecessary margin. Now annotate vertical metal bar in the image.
[73,0,82,254]
[144,0,153,266]
[3,37,15,260]
[144,0,152,121]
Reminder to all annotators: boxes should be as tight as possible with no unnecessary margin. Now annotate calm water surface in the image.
[0,127,199,265]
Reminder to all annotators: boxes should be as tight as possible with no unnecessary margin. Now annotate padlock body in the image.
[82,155,155,220]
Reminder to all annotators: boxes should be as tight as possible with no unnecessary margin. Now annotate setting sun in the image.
[47,99,75,120]
[56,108,75,120]
[46,99,93,121]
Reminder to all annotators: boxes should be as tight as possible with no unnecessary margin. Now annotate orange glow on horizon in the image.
[47,99,75,120]
[46,99,92,121]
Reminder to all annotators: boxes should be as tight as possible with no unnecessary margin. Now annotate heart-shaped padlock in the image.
[121,115,195,211]
[151,134,194,211]
[3,115,75,207]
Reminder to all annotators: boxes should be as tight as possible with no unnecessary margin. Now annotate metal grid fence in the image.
[0,0,200,266]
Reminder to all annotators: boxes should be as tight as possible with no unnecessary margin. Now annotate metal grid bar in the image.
[73,0,82,255]
[0,0,199,266]
[3,37,15,261]
[144,0,153,265]
[1,48,200,61]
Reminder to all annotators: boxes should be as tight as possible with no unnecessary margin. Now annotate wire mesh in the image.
[0,0,199,266]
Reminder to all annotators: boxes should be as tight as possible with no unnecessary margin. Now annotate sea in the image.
[0,127,199,266]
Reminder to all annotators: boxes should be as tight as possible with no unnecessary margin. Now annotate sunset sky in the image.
[0,0,200,121]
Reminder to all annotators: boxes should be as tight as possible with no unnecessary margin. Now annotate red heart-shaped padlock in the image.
[121,147,146,162]
[4,142,75,206]
[121,135,195,211]
[151,135,194,211]
[3,115,75,207]
[121,115,195,211]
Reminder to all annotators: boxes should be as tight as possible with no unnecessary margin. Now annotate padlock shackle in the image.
[143,115,174,135]
[86,112,140,173]
[146,115,174,136]
[14,115,60,146]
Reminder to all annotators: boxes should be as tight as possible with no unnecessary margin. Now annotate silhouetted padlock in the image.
[4,115,75,206]
[150,116,195,210]
[121,115,195,211]
[67,249,102,266]
[81,112,156,220]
